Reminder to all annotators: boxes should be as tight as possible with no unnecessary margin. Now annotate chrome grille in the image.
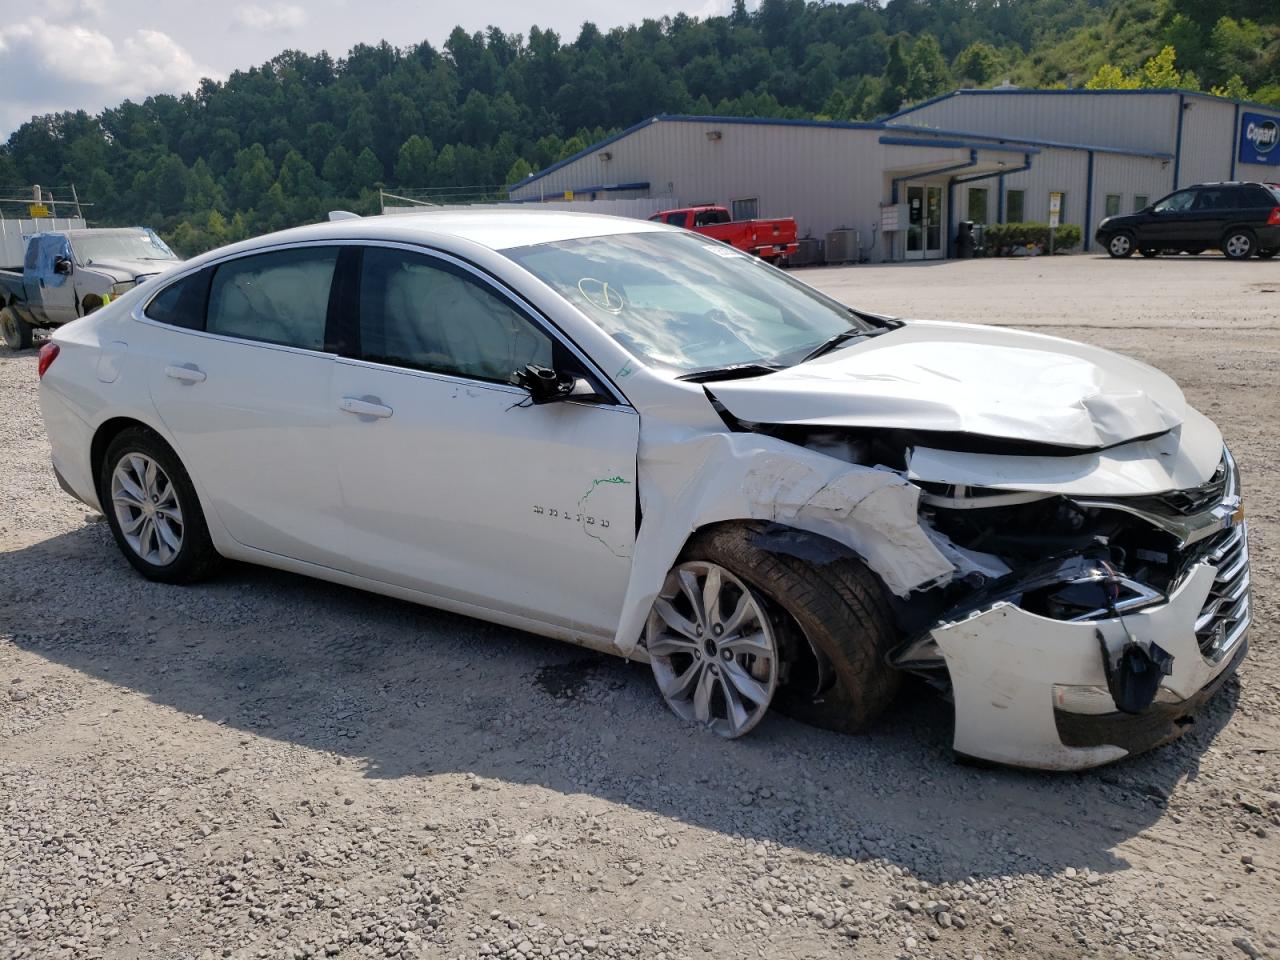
[1194,523,1250,661]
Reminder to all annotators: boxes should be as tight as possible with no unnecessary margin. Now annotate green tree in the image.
[505,157,534,185]
[952,42,1004,85]
[352,147,383,190]
[906,35,950,101]
[878,36,909,115]
[394,135,437,185]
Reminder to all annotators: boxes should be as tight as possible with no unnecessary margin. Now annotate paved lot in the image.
[2,253,1279,960]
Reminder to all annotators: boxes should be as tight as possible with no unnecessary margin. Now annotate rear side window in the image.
[207,247,338,350]
[145,270,211,330]
[1193,189,1231,211]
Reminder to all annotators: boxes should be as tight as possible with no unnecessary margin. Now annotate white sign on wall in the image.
[1048,191,1063,229]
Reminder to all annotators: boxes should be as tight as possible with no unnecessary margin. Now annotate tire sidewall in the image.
[1,308,32,350]
[98,428,215,583]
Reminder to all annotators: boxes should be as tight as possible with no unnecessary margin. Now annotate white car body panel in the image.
[35,210,1249,772]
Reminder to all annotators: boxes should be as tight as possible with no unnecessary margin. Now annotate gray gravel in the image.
[2,253,1279,959]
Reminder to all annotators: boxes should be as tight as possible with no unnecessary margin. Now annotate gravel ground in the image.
[2,253,1279,960]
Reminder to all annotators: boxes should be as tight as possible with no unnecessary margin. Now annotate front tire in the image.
[647,523,900,737]
[1,308,33,350]
[98,427,221,583]
[1223,229,1256,260]
[1106,233,1135,258]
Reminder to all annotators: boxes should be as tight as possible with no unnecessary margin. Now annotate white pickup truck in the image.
[0,227,180,349]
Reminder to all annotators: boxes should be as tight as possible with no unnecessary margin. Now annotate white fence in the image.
[0,218,86,269]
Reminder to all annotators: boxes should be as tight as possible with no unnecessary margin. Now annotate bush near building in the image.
[984,222,1083,255]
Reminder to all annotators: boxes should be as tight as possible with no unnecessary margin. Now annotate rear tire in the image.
[98,426,221,584]
[1223,229,1256,260]
[1106,233,1135,258]
[1,308,33,350]
[662,522,901,734]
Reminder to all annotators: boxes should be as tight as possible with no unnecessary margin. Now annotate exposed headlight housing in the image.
[111,280,136,297]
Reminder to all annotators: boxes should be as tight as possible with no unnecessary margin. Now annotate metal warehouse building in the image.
[507,88,1280,263]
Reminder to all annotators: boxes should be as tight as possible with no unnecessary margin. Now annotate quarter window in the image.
[1104,194,1121,218]
[207,247,338,350]
[357,247,552,383]
[1006,189,1025,222]
[145,269,211,330]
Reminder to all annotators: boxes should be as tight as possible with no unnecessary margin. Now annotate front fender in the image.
[613,426,954,654]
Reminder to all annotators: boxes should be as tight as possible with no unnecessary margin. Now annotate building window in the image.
[967,187,989,224]
[1104,194,1121,218]
[1134,195,1149,212]
[730,198,758,221]
[1006,189,1025,223]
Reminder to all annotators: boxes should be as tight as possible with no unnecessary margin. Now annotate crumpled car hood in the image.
[708,320,1185,450]
[83,258,177,282]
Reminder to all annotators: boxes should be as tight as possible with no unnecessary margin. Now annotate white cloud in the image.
[232,3,307,31]
[0,18,219,137]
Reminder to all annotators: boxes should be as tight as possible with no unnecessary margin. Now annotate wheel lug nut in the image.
[712,624,723,636]
[722,650,732,661]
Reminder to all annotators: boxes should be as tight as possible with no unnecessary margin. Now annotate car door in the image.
[1144,189,1196,247]
[28,234,78,324]
[141,243,348,568]
[329,244,640,637]
[1187,187,1232,249]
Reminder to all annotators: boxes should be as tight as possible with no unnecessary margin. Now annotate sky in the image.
[0,0,730,139]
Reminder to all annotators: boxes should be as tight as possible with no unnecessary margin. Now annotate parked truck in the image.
[649,205,800,263]
[1,227,180,349]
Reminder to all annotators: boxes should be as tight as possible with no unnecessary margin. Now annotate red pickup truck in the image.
[650,205,799,263]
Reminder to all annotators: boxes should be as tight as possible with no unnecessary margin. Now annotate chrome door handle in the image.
[164,364,206,383]
[339,396,393,419]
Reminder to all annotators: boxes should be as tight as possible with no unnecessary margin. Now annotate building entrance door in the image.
[905,183,945,260]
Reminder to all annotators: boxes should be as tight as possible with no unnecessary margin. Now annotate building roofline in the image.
[509,104,1184,192]
[880,86,1280,123]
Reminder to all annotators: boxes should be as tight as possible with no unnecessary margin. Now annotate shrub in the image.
[982,222,1082,255]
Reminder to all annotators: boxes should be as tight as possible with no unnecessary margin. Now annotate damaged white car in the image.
[36,211,1248,771]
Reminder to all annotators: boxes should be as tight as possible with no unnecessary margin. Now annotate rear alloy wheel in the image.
[1,308,33,350]
[1107,233,1135,258]
[99,427,221,583]
[1223,230,1256,260]
[646,561,779,738]
[1259,248,1277,260]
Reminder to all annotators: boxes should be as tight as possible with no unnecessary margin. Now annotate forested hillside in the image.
[1,0,1276,255]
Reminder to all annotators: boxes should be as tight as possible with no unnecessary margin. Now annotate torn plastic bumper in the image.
[926,554,1247,771]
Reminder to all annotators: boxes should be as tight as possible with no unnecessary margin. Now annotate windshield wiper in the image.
[801,329,872,363]
[679,362,783,383]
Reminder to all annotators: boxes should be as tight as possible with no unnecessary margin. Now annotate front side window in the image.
[145,269,211,330]
[1104,194,1121,218]
[357,247,552,383]
[1154,191,1195,214]
[504,230,874,376]
[207,246,338,350]
[1006,189,1025,222]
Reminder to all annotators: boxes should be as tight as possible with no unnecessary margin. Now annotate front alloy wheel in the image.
[646,561,779,738]
[111,453,184,565]
[1107,233,1134,258]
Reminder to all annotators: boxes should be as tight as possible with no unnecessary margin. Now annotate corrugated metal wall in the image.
[892,92,1181,156]
[1178,98,1237,186]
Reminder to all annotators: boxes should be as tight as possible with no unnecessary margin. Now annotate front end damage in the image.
[895,447,1249,770]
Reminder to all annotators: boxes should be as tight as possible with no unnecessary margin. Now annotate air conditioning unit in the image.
[789,237,824,267]
[825,228,859,264]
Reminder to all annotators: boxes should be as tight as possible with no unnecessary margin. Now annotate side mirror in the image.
[514,363,605,405]
[53,257,72,275]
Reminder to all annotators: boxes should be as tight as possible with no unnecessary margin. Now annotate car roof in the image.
[258,209,671,254]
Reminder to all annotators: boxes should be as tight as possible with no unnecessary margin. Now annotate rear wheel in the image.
[98,427,221,583]
[1106,233,1135,258]
[1223,229,1256,260]
[1,308,33,350]
[1258,248,1277,260]
[646,523,900,737]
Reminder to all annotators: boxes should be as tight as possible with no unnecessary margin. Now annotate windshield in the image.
[503,231,871,374]
[73,229,178,266]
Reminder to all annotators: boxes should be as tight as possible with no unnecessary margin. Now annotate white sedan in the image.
[36,211,1249,770]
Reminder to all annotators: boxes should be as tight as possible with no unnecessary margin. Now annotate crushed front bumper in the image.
[929,525,1249,771]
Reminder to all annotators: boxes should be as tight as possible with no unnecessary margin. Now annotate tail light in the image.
[1268,207,1280,226]
[37,342,59,379]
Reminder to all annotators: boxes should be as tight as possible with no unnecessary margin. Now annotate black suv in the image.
[1096,181,1280,260]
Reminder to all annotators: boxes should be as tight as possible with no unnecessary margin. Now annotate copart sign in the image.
[1239,111,1280,167]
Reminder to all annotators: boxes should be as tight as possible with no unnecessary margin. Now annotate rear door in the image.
[142,244,348,567]
[1188,186,1233,248]
[329,244,639,637]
